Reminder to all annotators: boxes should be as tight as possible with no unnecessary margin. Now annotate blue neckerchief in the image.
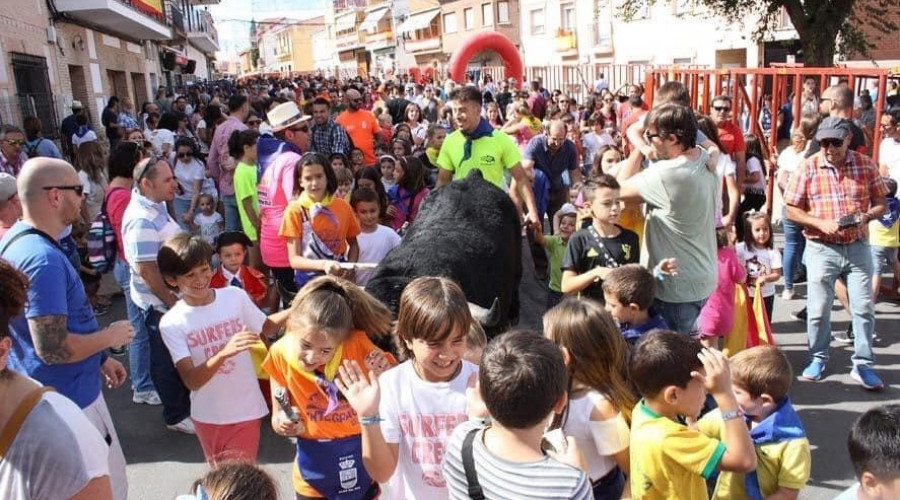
[877,197,900,228]
[744,397,806,500]
[620,310,668,342]
[460,117,494,163]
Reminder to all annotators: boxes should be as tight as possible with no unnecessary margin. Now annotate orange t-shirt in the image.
[279,197,360,257]
[262,330,395,496]
[335,110,379,166]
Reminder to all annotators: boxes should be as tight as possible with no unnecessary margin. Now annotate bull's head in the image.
[468,297,501,328]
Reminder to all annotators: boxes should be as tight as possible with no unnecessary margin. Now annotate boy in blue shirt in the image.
[602,264,668,345]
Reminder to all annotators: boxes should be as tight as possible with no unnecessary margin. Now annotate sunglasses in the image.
[247,120,261,125]
[820,138,844,149]
[712,106,731,112]
[643,131,661,141]
[4,139,25,146]
[177,152,192,159]
[42,184,84,196]
[291,125,309,133]
[136,155,167,185]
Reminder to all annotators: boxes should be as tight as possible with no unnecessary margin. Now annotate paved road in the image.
[105,235,899,499]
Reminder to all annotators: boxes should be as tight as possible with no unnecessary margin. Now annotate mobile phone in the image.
[837,212,862,229]
[274,387,299,423]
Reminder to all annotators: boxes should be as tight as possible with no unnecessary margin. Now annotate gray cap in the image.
[815,116,853,141]
[0,172,16,200]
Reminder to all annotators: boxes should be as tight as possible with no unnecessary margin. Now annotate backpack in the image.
[25,139,44,159]
[87,187,125,273]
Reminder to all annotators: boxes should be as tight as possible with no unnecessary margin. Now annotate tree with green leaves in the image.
[617,0,897,66]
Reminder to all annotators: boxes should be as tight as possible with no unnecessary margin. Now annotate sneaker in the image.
[166,418,196,434]
[791,308,807,321]
[850,367,884,390]
[93,305,109,317]
[132,390,162,406]
[109,346,127,356]
[782,289,795,300]
[800,359,826,381]
[832,326,855,345]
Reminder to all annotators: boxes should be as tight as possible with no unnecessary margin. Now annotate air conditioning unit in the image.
[47,26,57,44]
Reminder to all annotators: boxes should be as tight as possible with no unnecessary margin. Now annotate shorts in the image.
[870,245,898,275]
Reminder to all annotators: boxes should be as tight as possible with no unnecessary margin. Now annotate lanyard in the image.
[587,225,621,269]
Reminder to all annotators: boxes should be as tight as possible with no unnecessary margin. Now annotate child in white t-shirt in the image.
[736,212,782,321]
[352,188,401,287]
[158,233,288,464]
[338,276,478,500]
[193,193,224,245]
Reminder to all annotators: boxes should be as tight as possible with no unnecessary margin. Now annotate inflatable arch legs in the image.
[447,32,524,88]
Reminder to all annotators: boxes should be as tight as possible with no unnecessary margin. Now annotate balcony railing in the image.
[52,0,172,40]
[170,4,185,32]
[365,30,393,45]
[405,37,441,53]
[333,0,366,12]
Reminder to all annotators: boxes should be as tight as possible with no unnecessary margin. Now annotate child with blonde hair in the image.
[544,298,636,499]
[262,276,395,500]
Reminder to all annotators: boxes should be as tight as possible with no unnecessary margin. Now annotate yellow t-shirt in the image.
[868,219,900,248]
[436,128,521,188]
[630,400,725,500]
[698,409,811,500]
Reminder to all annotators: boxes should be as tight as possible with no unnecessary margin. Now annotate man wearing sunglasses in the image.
[0,158,135,499]
[784,116,888,390]
[878,108,900,178]
[0,124,27,176]
[711,95,747,189]
[336,88,379,166]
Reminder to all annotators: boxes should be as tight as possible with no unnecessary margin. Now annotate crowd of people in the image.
[0,70,899,500]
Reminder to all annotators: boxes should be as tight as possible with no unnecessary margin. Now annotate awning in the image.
[335,12,357,33]
[397,9,439,34]
[359,7,389,33]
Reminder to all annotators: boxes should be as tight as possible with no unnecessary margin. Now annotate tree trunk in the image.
[783,0,853,66]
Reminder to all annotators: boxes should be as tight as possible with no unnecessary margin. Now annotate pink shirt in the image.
[698,246,747,337]
[257,150,300,268]
[207,116,247,197]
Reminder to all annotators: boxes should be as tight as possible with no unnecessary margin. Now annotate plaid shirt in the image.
[784,150,887,244]
[309,118,352,157]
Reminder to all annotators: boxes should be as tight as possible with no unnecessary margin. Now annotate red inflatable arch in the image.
[447,32,523,88]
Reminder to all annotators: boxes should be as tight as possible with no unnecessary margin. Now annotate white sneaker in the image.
[166,418,196,435]
[782,289,795,300]
[132,390,162,406]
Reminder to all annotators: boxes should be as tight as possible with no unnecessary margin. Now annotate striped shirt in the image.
[784,150,887,245]
[442,421,593,500]
[121,190,183,311]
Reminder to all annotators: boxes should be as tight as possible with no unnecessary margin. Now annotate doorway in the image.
[11,53,58,139]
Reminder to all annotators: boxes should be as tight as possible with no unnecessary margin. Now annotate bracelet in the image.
[652,264,665,281]
[721,408,745,422]
[359,415,383,426]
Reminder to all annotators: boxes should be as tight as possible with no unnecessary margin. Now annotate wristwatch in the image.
[721,408,745,422]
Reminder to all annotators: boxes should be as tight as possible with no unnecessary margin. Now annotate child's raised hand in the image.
[335,360,381,418]
[465,372,489,420]
[218,331,261,360]
[690,348,733,398]
[363,350,392,377]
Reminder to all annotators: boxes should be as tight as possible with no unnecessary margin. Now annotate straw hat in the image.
[267,101,310,133]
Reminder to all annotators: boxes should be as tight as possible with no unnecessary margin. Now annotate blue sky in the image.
[210,0,327,59]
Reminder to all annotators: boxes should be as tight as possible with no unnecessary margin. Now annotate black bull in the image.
[366,171,522,337]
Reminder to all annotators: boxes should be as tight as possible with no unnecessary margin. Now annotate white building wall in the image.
[185,44,210,80]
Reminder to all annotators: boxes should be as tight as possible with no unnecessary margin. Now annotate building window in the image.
[498,1,510,23]
[443,12,458,34]
[464,8,475,29]
[530,8,545,35]
[482,3,493,25]
[561,4,575,32]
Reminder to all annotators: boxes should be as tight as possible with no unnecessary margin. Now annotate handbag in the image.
[87,187,126,274]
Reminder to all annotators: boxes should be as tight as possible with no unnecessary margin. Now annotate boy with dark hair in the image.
[699,346,811,499]
[629,330,757,499]
[602,264,668,344]
[442,330,592,499]
[869,177,900,301]
[561,174,640,302]
[836,404,900,499]
[351,187,400,286]
[209,231,267,307]
[535,211,578,308]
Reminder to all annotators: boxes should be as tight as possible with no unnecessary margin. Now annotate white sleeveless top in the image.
[562,390,630,482]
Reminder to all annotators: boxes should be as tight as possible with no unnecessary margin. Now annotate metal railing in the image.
[0,94,73,141]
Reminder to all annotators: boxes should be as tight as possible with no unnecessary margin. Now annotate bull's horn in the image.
[468,297,501,328]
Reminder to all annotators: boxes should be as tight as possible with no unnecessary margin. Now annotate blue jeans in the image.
[113,260,155,393]
[782,209,806,291]
[172,197,192,232]
[805,239,875,368]
[142,307,191,425]
[654,298,707,336]
[222,194,241,232]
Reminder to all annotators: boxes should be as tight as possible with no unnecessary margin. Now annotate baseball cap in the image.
[815,116,853,142]
[0,173,16,201]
